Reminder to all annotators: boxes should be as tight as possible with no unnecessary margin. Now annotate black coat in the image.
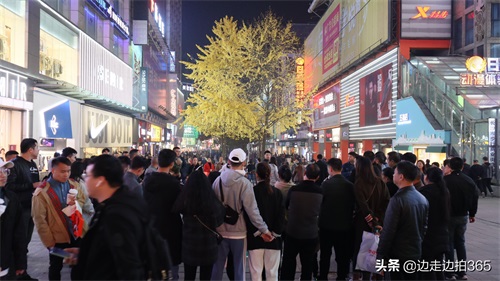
[319,175,355,231]
[142,172,183,265]
[469,164,485,181]
[71,186,148,280]
[315,160,328,184]
[419,183,450,258]
[444,171,479,217]
[179,204,225,266]
[245,182,285,250]
[6,157,39,208]
[0,188,27,271]
[377,186,429,261]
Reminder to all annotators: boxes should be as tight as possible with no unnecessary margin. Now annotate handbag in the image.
[355,231,381,274]
[219,178,239,225]
[194,215,223,244]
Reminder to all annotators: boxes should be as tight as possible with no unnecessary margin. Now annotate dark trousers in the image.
[49,239,79,281]
[184,264,213,280]
[280,235,318,281]
[22,207,35,250]
[420,253,445,280]
[389,265,419,280]
[319,228,353,280]
[482,178,493,194]
[445,216,468,278]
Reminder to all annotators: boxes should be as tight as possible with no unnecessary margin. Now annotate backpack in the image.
[144,218,173,280]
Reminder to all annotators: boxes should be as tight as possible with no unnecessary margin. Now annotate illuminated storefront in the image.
[39,10,78,85]
[0,0,26,67]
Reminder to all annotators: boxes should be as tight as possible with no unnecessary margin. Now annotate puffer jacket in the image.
[377,186,429,260]
[212,169,268,238]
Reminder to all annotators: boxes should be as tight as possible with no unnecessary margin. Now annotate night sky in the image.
[181,0,320,82]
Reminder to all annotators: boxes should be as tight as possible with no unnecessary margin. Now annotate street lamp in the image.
[307,132,313,161]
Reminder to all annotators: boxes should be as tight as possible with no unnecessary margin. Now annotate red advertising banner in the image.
[322,5,340,74]
[359,63,393,127]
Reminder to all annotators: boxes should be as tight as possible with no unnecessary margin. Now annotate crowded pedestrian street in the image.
[24,190,500,281]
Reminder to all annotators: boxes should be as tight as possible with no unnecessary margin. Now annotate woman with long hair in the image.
[245,162,285,281]
[292,163,304,184]
[172,169,225,280]
[69,161,95,223]
[353,156,390,280]
[419,167,451,280]
[417,159,427,186]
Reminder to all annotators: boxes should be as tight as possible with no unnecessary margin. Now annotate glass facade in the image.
[39,10,78,85]
[0,0,26,67]
[454,18,462,50]
[492,3,500,37]
[465,12,474,45]
[0,109,23,152]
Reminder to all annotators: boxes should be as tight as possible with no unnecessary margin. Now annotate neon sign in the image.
[295,57,305,108]
[150,0,165,37]
[460,56,500,86]
[411,6,449,19]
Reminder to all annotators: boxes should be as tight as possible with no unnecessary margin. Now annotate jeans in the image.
[319,228,353,280]
[248,249,280,281]
[280,235,318,281]
[211,238,246,281]
[184,264,212,280]
[445,216,468,277]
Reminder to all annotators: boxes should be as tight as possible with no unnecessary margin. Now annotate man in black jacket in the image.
[318,158,355,281]
[67,155,148,280]
[469,160,486,197]
[0,160,28,280]
[315,154,328,184]
[6,138,40,281]
[377,161,429,280]
[443,157,479,280]
[281,164,323,281]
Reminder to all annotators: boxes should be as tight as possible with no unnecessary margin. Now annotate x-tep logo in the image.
[411,6,449,19]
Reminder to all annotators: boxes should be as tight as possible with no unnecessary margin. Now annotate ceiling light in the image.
[425,61,441,64]
[444,76,460,80]
[453,68,467,72]
[465,94,486,99]
[479,105,495,108]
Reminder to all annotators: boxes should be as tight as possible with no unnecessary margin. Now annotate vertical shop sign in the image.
[489,118,496,163]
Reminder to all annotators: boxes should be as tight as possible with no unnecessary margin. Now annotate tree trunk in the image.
[259,133,267,160]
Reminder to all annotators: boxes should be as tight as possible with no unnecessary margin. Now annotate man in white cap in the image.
[0,159,30,280]
[211,148,273,281]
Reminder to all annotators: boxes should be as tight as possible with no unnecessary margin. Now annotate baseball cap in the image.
[0,159,14,169]
[228,148,246,163]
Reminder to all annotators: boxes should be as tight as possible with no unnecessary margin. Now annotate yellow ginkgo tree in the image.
[182,12,314,157]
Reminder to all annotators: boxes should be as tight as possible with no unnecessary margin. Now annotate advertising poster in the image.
[43,100,73,139]
[143,45,168,118]
[322,4,340,74]
[359,63,393,127]
[313,83,340,130]
[131,45,147,112]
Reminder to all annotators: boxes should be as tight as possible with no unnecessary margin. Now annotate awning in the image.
[425,146,447,153]
[394,145,411,151]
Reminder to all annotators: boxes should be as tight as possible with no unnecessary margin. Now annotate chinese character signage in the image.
[322,5,340,74]
[296,57,305,108]
[489,118,496,163]
[460,56,500,86]
[312,83,340,130]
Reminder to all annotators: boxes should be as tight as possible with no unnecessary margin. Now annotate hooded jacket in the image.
[212,169,268,238]
[71,186,148,280]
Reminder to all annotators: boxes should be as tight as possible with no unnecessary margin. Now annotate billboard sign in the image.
[42,100,73,139]
[401,0,452,38]
[313,83,340,130]
[359,63,393,127]
[82,106,132,147]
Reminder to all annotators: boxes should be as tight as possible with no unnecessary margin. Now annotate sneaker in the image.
[445,275,457,280]
[16,272,38,281]
[457,275,468,280]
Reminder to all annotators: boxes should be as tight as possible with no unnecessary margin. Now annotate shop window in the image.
[113,0,121,15]
[39,10,78,85]
[112,34,123,58]
[85,7,97,39]
[465,13,474,45]
[453,18,462,50]
[465,49,474,56]
[466,0,474,8]
[0,0,26,66]
[43,0,65,14]
[492,3,500,37]
[491,43,500,57]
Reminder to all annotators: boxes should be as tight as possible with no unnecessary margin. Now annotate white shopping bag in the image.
[355,231,380,274]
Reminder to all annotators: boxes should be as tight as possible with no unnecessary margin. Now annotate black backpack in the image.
[144,218,173,280]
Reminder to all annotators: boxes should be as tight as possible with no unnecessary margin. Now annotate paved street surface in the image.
[26,190,499,281]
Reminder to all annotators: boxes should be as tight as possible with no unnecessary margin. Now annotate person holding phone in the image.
[32,157,86,281]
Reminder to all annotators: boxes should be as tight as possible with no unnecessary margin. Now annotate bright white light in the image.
[444,76,460,80]
[425,61,441,64]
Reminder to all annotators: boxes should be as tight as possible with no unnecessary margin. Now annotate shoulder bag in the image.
[219,178,239,225]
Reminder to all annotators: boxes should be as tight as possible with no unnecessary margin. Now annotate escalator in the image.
[400,56,489,161]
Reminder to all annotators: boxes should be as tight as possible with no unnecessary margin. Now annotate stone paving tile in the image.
[25,193,500,281]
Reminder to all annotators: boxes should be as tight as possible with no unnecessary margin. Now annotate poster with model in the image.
[359,63,393,127]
